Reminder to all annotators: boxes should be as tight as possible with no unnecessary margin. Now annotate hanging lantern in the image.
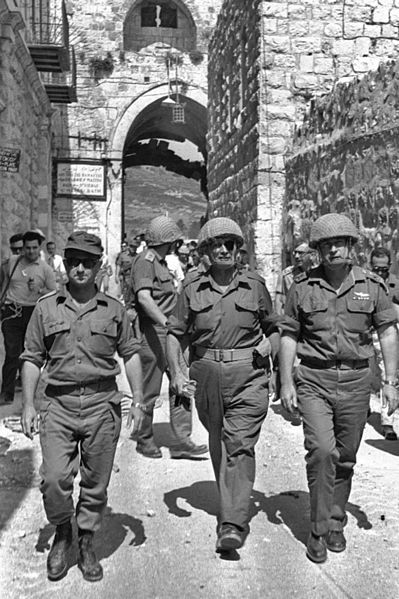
[172,102,186,123]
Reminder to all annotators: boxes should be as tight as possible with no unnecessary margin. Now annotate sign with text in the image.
[56,160,106,200]
[0,147,21,173]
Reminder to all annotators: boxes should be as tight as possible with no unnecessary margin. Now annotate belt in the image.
[301,358,369,370]
[45,378,117,395]
[194,346,254,362]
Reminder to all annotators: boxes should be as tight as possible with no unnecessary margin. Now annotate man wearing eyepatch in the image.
[370,247,399,441]
[20,231,143,583]
[166,217,279,553]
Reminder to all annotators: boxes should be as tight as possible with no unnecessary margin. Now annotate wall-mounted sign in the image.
[0,147,21,173]
[56,160,106,200]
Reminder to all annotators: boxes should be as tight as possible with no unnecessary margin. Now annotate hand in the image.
[21,405,38,440]
[384,384,399,416]
[280,381,298,414]
[127,400,146,440]
[170,372,189,397]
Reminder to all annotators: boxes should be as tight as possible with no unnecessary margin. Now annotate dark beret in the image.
[64,231,103,256]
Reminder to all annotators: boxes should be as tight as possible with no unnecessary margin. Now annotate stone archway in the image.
[105,82,207,288]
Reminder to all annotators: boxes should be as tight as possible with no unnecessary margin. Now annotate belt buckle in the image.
[218,349,224,362]
[336,360,343,370]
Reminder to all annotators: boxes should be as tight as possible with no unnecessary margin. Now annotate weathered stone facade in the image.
[0,0,52,257]
[53,0,222,282]
[208,0,399,291]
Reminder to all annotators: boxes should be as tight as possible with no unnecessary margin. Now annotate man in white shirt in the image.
[46,241,67,290]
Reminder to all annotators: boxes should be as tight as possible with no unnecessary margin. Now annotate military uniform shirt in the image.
[168,269,276,349]
[281,265,397,362]
[21,288,140,385]
[386,272,399,304]
[131,248,177,319]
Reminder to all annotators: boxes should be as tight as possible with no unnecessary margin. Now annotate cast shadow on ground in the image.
[35,507,146,567]
[270,403,302,427]
[164,482,372,551]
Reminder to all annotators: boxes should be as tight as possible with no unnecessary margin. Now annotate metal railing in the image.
[20,0,69,47]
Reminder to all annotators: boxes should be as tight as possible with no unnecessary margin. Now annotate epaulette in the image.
[37,290,58,302]
[102,291,124,306]
[183,269,203,287]
[282,265,294,276]
[144,250,156,263]
[244,269,265,283]
[294,271,308,283]
[362,268,383,284]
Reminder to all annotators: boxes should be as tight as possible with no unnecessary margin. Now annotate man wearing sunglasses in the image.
[370,247,399,441]
[20,231,143,583]
[167,217,279,553]
[279,213,398,564]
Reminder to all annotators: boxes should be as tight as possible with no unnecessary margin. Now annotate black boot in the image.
[135,412,162,458]
[47,520,72,581]
[78,529,103,582]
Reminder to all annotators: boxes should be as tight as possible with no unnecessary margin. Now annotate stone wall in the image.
[52,0,222,270]
[0,0,52,258]
[207,0,261,262]
[286,59,399,268]
[208,0,399,290]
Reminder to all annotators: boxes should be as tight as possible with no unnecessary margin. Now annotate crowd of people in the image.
[0,212,397,582]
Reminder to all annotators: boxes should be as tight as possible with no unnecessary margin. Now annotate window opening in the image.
[141,3,178,28]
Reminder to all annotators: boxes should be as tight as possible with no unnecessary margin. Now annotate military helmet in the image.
[309,213,359,248]
[145,216,183,247]
[198,217,244,248]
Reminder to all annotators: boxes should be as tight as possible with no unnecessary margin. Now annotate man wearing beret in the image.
[20,231,144,583]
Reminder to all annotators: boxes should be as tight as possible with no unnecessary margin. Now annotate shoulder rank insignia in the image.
[294,271,307,283]
[144,250,155,263]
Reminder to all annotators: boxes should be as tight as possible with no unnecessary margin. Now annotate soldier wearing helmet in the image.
[166,217,279,553]
[129,216,207,459]
[279,212,398,564]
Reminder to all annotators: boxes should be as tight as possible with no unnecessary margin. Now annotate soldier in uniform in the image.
[166,217,279,552]
[279,214,398,563]
[20,231,143,582]
[130,216,207,459]
[369,247,399,440]
[275,242,316,314]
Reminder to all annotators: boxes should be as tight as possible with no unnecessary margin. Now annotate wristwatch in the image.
[383,379,398,387]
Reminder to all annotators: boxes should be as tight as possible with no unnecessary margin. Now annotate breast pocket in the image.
[89,319,118,356]
[300,298,329,331]
[43,321,71,357]
[235,299,258,329]
[346,298,373,332]
[190,299,214,332]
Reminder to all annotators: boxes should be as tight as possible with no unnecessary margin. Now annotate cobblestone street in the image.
[0,377,398,599]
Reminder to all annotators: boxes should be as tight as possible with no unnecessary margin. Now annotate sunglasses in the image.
[210,239,236,252]
[66,257,99,269]
[372,266,390,274]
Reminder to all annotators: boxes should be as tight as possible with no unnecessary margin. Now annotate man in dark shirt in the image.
[20,231,143,583]
[130,216,207,460]
[279,214,398,564]
[167,217,279,553]
[0,230,56,404]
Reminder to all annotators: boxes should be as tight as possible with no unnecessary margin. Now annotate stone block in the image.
[299,54,314,72]
[332,38,355,56]
[292,73,319,90]
[314,56,334,74]
[261,137,287,154]
[261,2,288,18]
[265,36,290,53]
[352,55,381,71]
[355,37,371,55]
[372,6,390,21]
[291,37,321,53]
[265,70,289,88]
[274,54,296,69]
[262,18,278,34]
[288,4,307,18]
[344,21,365,37]
[389,9,399,25]
[363,23,382,35]
[324,23,342,37]
[289,21,309,36]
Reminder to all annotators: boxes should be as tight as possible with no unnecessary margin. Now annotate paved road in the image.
[0,379,399,599]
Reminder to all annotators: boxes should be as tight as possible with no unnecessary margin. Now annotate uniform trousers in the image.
[190,357,268,529]
[296,364,371,536]
[1,305,34,398]
[139,323,191,445]
[39,381,121,532]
